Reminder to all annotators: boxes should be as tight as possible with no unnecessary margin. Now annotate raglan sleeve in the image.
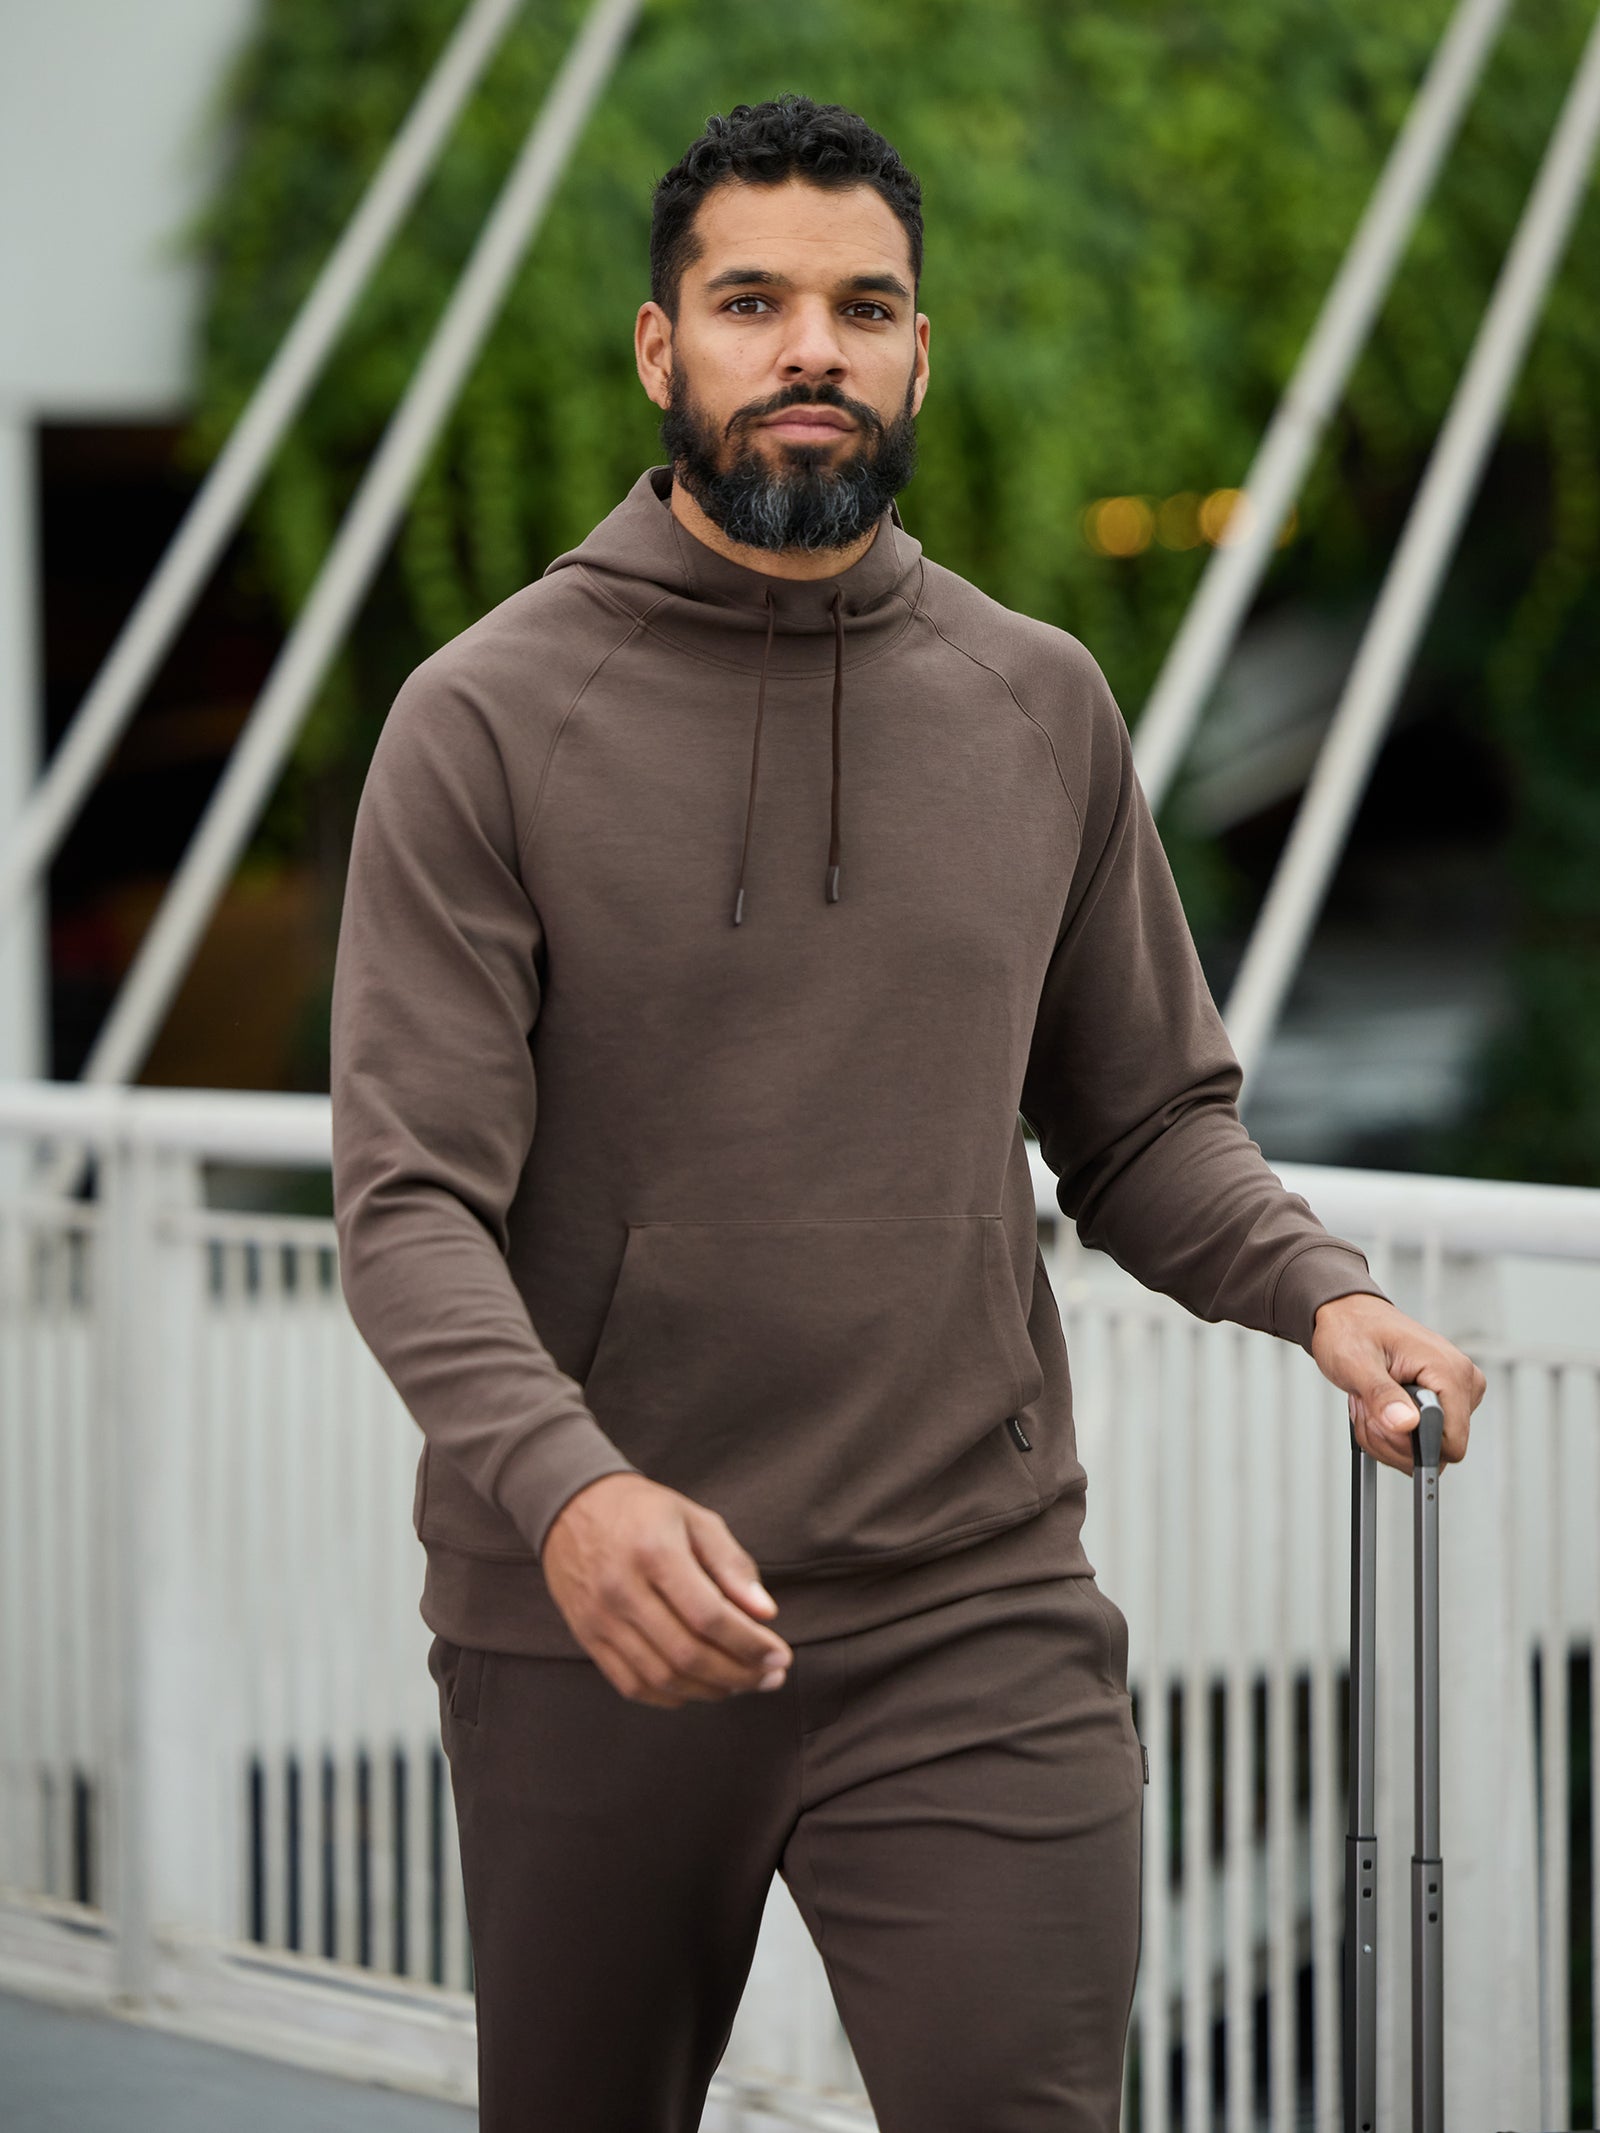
[329,655,639,1560]
[1019,646,1390,1353]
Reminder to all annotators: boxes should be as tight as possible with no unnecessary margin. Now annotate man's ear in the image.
[634,300,673,409]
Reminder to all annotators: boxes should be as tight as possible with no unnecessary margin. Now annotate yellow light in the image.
[1088,495,1154,558]
[1156,491,1203,550]
[1200,488,1256,544]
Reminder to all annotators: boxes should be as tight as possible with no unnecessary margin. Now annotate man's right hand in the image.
[540,1474,793,1707]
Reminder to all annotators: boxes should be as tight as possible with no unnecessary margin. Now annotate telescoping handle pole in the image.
[1411,1385,1445,2133]
[1343,1380,1445,2133]
[1345,1410,1379,2133]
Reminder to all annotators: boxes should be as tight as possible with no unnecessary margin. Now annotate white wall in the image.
[0,0,259,416]
[0,0,258,1083]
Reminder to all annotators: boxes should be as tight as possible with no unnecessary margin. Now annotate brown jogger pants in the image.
[429,1571,1148,2132]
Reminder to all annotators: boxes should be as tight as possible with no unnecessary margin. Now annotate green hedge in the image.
[188,0,1600,1178]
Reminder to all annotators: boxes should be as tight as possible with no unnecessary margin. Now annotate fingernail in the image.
[748,1582,776,1611]
[1383,1401,1415,1428]
[757,1667,787,1692]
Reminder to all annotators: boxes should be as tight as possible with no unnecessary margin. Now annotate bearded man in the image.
[331,91,1479,2133]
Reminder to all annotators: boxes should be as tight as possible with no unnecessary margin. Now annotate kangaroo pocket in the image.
[581,1213,1046,1575]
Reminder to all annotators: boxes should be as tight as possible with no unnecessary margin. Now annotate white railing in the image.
[0,1080,1596,2133]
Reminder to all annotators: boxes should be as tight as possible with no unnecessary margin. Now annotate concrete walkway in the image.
[0,1989,476,2132]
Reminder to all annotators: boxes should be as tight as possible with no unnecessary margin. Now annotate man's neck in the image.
[668,474,881,581]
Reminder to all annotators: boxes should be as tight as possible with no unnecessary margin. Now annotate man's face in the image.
[637,177,930,554]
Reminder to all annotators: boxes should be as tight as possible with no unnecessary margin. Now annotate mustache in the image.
[732,387,883,439]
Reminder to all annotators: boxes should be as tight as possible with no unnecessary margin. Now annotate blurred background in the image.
[6,0,1597,1181]
[2,3,1598,2130]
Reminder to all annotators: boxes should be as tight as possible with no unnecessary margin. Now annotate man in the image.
[330,93,1481,2133]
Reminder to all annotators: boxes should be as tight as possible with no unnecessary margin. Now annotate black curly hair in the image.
[650,94,923,322]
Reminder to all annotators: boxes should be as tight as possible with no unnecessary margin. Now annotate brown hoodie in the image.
[330,464,1389,1658]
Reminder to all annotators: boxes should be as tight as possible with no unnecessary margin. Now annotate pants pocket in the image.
[1083,1577,1131,1695]
[429,1634,487,1729]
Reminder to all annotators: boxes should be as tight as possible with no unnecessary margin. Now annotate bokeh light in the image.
[1198,486,1251,545]
[1155,491,1203,549]
[1084,487,1298,556]
[1082,495,1155,556]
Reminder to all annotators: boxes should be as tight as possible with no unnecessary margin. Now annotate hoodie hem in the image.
[419,1484,1094,1658]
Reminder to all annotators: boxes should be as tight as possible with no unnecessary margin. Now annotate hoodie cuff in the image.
[1269,1242,1392,1355]
[493,1417,641,1562]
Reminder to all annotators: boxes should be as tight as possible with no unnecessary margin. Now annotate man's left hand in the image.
[1310,1292,1483,1480]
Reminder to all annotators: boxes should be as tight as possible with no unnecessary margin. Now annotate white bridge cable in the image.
[1132,0,1514,815]
[0,0,529,936]
[1224,1,1600,1087]
[79,0,643,1097]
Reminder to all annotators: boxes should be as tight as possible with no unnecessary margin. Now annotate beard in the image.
[660,362,918,554]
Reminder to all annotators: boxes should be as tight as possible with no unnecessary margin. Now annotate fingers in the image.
[589,1611,734,1707]
[630,1574,790,1701]
[575,1548,789,1708]
[1350,1381,1466,1481]
[1436,1362,1475,1472]
[1359,1424,1412,1475]
[1322,1302,1483,1484]
[1368,1371,1422,1441]
[1385,1361,1475,1475]
[649,1547,792,1673]
[630,1511,793,1706]
[590,1624,724,1708]
[594,1596,786,1707]
[1349,1393,1415,1476]
[680,1502,785,1630]
[540,1477,794,1709]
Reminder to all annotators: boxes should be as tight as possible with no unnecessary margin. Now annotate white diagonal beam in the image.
[81,0,641,1093]
[0,0,527,934]
[1225,4,1600,1087]
[1134,0,1514,814]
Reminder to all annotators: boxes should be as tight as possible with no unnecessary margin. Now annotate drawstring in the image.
[826,588,843,903]
[731,587,776,926]
[730,584,846,925]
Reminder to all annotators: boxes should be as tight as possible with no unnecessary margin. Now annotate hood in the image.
[542,464,925,925]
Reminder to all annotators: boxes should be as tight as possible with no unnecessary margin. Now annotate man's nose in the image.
[776,300,849,379]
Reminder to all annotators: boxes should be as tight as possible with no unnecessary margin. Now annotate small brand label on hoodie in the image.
[1005,1414,1032,1452]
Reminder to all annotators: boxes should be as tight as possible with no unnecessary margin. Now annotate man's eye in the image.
[723,297,892,320]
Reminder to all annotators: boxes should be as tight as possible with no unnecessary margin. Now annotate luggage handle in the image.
[1343,1380,1446,2133]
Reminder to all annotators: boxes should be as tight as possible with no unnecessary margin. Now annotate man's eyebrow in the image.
[702,266,913,302]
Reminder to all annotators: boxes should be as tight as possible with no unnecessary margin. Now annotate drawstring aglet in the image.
[732,887,746,925]
[825,865,840,904]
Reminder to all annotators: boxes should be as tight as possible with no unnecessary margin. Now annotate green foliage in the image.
[188,0,1600,1176]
